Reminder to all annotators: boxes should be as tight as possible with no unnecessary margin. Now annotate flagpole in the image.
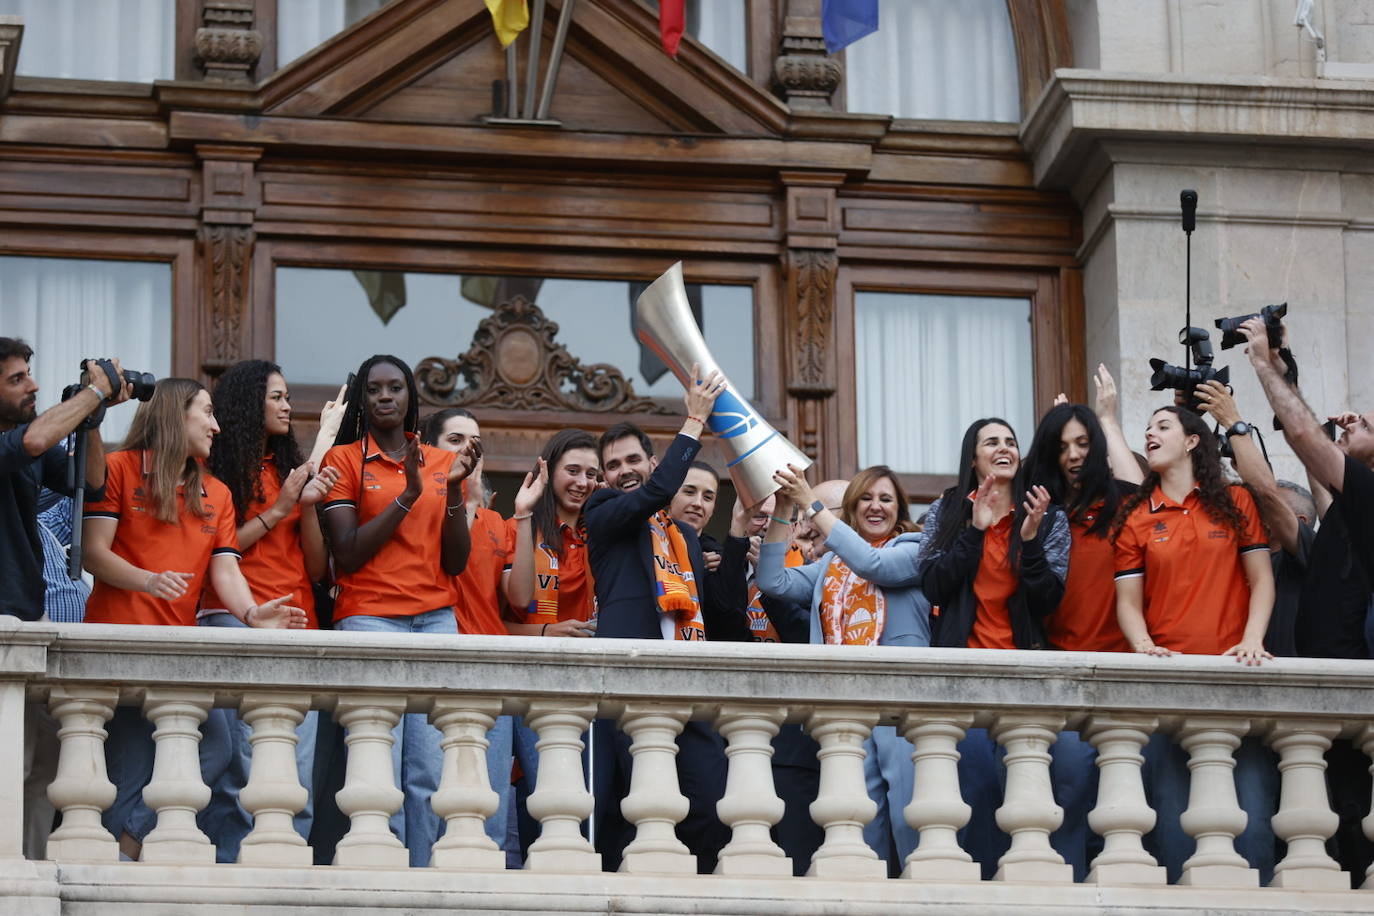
[534,0,576,120]
[505,42,519,119]
[521,0,547,118]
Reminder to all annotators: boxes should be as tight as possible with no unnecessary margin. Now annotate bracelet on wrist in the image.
[86,383,105,401]
[769,515,791,526]
[686,415,707,425]
[511,511,533,521]
[394,496,413,513]
[540,623,549,636]
[257,514,274,533]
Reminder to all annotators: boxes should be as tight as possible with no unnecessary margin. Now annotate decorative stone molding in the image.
[332,695,408,868]
[900,711,979,881]
[203,223,251,371]
[618,703,694,874]
[1083,715,1166,886]
[415,296,671,414]
[805,707,884,878]
[139,690,215,864]
[1176,718,1257,888]
[773,8,841,111]
[991,713,1073,883]
[44,686,119,862]
[237,693,310,866]
[196,2,262,83]
[785,248,838,396]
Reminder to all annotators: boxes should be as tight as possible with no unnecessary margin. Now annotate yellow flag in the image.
[486,0,529,48]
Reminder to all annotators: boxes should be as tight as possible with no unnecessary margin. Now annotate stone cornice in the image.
[1022,68,1374,189]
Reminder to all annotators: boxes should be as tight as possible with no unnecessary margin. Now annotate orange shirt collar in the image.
[1148,484,1200,513]
[362,432,425,467]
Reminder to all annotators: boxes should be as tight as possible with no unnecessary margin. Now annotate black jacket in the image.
[918,496,1069,650]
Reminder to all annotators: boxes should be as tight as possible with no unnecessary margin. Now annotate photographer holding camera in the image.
[0,337,132,859]
[0,338,133,622]
[1237,315,1374,659]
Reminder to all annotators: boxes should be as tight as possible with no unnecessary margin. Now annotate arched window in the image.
[845,0,1020,122]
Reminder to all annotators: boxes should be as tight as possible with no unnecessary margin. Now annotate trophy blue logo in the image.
[707,389,759,440]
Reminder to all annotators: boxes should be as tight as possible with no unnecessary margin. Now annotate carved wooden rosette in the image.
[196,2,263,83]
[201,224,252,374]
[416,296,671,414]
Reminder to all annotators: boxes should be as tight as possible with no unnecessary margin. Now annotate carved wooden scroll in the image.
[416,296,671,414]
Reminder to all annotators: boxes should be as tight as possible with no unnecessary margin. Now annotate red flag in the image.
[659,0,685,57]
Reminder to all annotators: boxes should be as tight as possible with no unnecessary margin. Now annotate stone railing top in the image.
[2,618,1370,728]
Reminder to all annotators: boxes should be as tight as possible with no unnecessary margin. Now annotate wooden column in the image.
[197,144,262,381]
[781,171,844,480]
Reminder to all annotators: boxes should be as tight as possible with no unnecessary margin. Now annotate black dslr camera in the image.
[61,359,156,427]
[1215,302,1287,350]
[1149,327,1229,411]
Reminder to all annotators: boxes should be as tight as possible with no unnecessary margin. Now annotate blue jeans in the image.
[336,608,457,867]
[863,725,919,874]
[1048,730,1098,882]
[484,713,517,866]
[1142,732,1278,883]
[102,704,246,862]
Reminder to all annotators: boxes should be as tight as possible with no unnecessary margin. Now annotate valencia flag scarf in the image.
[649,510,704,640]
[819,536,891,646]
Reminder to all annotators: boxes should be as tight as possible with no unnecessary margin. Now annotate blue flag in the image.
[822,0,879,54]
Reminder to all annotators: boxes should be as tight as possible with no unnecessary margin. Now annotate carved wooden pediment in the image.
[416,295,672,414]
[258,0,787,136]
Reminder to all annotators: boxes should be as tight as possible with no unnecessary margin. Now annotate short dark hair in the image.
[688,460,719,482]
[0,337,34,363]
[600,422,653,461]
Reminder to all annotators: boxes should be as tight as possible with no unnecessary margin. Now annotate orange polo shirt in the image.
[1045,503,1130,652]
[201,459,318,628]
[321,436,458,620]
[454,506,512,635]
[969,512,1017,649]
[1114,484,1267,655]
[505,519,595,623]
[84,450,240,627]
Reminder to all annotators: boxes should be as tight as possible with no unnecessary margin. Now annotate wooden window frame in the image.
[835,263,1081,503]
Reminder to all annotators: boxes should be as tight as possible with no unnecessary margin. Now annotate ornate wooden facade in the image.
[0,0,1082,498]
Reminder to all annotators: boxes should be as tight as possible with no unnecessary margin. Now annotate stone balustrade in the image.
[1,617,1372,915]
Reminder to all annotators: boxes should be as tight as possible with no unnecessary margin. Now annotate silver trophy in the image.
[635,262,812,506]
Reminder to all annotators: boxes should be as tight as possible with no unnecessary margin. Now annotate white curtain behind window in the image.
[0,0,174,82]
[0,258,173,443]
[277,0,391,67]
[855,292,1033,476]
[692,0,747,74]
[845,0,1019,122]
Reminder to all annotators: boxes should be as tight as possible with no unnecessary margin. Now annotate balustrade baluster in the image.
[1358,724,1374,890]
[139,689,215,864]
[900,711,980,881]
[617,702,694,874]
[237,693,310,865]
[1266,719,1344,888]
[1083,715,1165,885]
[523,700,599,872]
[44,686,119,861]
[1177,717,1258,887]
[714,704,789,876]
[991,713,1072,883]
[429,698,505,870]
[333,695,408,867]
[805,708,884,878]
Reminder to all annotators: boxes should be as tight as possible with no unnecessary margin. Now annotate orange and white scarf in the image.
[818,537,891,646]
[745,584,780,642]
[525,542,562,625]
[649,510,705,640]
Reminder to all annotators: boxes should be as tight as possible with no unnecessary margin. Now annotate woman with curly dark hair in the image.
[205,360,345,629]
[1111,404,1277,884]
[1111,405,1273,662]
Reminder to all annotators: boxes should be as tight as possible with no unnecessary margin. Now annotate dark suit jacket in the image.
[586,434,708,640]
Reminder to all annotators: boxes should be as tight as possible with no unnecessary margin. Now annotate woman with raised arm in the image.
[916,416,1068,878]
[756,463,928,874]
[1019,366,1142,879]
[82,377,307,861]
[319,354,478,866]
[1110,404,1276,882]
[202,359,346,853]
[502,428,600,638]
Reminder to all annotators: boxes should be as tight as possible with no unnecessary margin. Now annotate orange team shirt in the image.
[1114,484,1267,655]
[454,506,513,635]
[968,512,1017,649]
[84,450,240,627]
[321,437,458,620]
[201,459,318,628]
[1045,503,1130,652]
[504,518,596,623]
